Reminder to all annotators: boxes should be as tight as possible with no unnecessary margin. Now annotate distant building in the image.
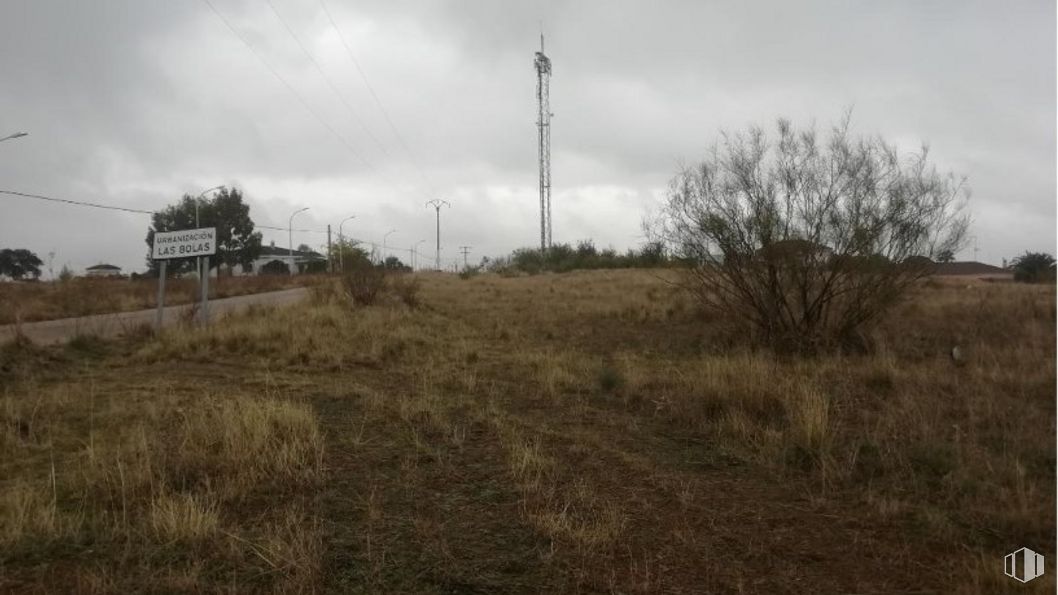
[245,243,327,275]
[85,263,122,278]
[932,261,1013,281]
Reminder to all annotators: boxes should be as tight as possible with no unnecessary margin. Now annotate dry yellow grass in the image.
[0,268,1053,592]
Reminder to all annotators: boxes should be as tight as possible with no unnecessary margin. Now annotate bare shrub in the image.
[389,274,421,308]
[341,265,386,306]
[653,114,969,352]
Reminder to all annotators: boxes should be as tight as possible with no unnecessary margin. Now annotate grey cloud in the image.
[1,0,1053,273]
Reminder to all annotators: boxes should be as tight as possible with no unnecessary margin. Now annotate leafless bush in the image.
[653,114,969,352]
[389,274,421,308]
[341,265,387,306]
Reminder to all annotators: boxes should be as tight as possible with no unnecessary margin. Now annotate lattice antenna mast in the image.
[534,33,552,250]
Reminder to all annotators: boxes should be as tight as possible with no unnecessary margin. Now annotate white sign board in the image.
[152,227,217,259]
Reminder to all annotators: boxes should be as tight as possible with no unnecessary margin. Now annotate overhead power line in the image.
[1,188,467,264]
[201,0,430,207]
[0,189,153,214]
[318,0,436,197]
[264,0,400,169]
[1,189,322,234]
[200,0,384,178]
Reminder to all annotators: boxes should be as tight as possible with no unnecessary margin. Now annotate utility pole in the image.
[459,246,472,269]
[425,199,449,270]
[327,224,333,273]
[535,32,553,251]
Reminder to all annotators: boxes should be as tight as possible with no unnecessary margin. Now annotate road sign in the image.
[151,227,216,331]
[152,228,216,260]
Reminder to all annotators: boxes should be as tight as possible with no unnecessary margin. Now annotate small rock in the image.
[950,345,964,365]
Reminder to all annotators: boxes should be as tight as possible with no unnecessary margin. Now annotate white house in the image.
[245,243,327,275]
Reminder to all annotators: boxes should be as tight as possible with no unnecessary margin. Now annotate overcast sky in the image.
[1,0,1054,274]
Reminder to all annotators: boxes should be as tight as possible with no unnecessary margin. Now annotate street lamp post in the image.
[338,215,356,273]
[194,185,225,230]
[414,239,427,271]
[289,207,310,276]
[193,185,224,298]
[382,229,397,267]
[0,132,28,143]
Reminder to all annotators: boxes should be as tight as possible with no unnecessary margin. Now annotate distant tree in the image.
[936,249,956,263]
[636,241,667,267]
[652,115,969,352]
[145,187,262,276]
[297,243,312,253]
[303,260,328,274]
[329,239,372,273]
[383,256,410,271]
[0,248,43,280]
[576,239,597,258]
[1011,251,1056,283]
[260,259,290,275]
[58,264,74,282]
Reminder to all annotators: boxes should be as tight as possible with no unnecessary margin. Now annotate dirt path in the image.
[0,287,308,345]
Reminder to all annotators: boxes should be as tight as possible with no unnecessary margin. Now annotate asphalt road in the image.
[0,287,309,346]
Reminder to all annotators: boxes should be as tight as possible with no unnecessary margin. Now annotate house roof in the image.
[86,264,121,270]
[933,261,1008,276]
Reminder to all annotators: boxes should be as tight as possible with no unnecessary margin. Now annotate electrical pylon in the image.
[425,199,449,270]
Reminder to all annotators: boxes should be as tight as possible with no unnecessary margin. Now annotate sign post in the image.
[155,260,167,330]
[151,227,217,330]
[200,256,210,325]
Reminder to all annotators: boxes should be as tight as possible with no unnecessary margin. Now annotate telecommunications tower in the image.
[534,33,552,250]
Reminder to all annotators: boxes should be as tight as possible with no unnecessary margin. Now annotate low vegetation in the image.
[486,239,671,275]
[0,269,1053,592]
[0,274,325,325]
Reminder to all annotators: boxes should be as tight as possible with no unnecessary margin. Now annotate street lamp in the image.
[414,239,427,271]
[338,215,356,273]
[382,229,397,267]
[194,185,224,281]
[0,132,28,143]
[194,185,225,228]
[289,207,309,276]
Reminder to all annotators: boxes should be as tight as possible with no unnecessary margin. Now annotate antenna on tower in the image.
[534,29,553,251]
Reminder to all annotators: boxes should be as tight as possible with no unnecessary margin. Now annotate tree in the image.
[936,249,956,263]
[653,115,969,352]
[145,187,262,276]
[328,239,372,273]
[1011,252,1056,283]
[297,243,312,253]
[260,259,290,275]
[383,256,410,271]
[0,248,44,280]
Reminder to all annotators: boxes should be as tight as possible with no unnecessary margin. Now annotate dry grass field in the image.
[1,269,1054,593]
[0,274,326,325]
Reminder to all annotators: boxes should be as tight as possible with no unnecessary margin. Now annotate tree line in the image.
[145,187,262,277]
